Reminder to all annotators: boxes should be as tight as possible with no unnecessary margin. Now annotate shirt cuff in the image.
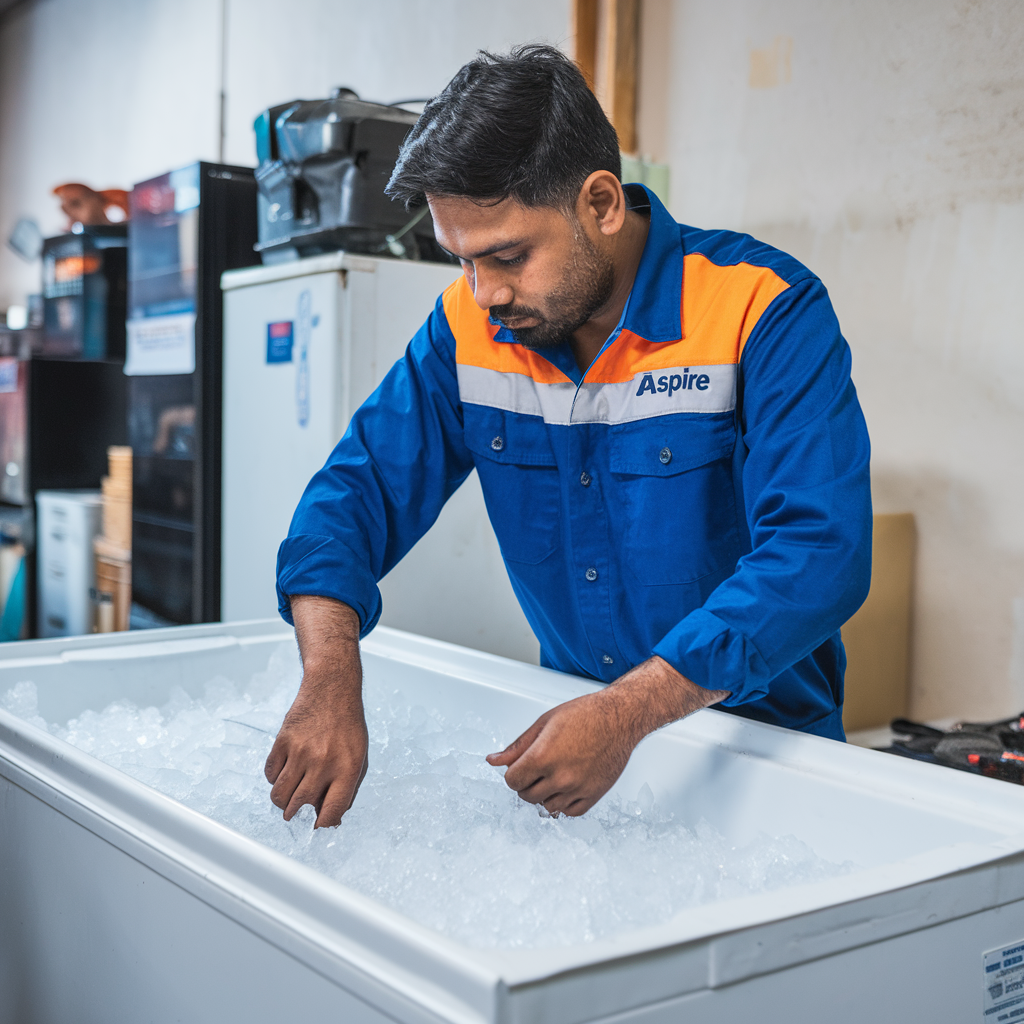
[275,534,382,638]
[652,608,772,706]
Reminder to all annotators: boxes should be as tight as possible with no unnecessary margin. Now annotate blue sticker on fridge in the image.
[266,321,294,363]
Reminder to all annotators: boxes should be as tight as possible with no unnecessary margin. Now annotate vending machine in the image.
[40,224,127,360]
[220,254,538,664]
[126,162,258,625]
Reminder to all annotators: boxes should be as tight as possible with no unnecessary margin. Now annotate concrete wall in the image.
[0,0,570,307]
[640,0,1024,721]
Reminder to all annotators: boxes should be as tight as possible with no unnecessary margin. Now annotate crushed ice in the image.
[1,643,855,949]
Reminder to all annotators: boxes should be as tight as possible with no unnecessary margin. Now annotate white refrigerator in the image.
[220,253,537,663]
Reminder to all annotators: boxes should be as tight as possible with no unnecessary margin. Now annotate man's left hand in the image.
[486,656,730,816]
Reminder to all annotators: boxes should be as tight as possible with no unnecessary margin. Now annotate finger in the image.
[264,736,289,783]
[542,793,568,815]
[516,774,561,805]
[269,761,305,811]
[486,716,547,766]
[284,772,330,821]
[563,796,594,817]
[503,755,546,793]
[315,777,356,829]
[314,752,368,828]
[313,757,364,818]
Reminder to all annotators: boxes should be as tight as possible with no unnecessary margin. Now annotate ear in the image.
[576,170,627,237]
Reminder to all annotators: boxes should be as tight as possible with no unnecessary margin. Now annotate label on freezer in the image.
[125,312,196,376]
[266,321,293,363]
[982,940,1024,1020]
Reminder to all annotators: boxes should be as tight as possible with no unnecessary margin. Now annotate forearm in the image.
[266,595,368,827]
[488,656,730,817]
[292,594,362,699]
[607,656,730,746]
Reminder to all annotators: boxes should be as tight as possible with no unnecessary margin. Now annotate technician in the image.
[265,45,872,828]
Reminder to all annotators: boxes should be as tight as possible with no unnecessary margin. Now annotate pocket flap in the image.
[463,404,558,466]
[609,412,736,476]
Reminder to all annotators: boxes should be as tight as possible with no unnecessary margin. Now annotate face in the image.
[428,194,615,349]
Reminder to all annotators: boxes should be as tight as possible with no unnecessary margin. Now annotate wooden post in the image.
[572,0,599,89]
[572,0,640,154]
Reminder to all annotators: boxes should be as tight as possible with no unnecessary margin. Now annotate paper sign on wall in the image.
[124,312,196,376]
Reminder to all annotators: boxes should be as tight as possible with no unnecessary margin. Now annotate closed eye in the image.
[495,252,527,267]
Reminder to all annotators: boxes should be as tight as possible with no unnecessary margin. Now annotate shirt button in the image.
[659,446,672,465]
[585,567,598,582]
[580,471,591,487]
[602,654,614,665]
[491,435,505,452]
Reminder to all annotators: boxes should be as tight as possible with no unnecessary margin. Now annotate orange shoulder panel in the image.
[681,253,790,361]
[589,253,790,383]
[442,277,572,384]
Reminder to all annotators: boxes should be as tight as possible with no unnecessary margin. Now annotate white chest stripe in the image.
[456,364,575,422]
[457,363,737,426]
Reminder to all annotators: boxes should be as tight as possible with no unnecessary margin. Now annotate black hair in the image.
[386,44,621,211]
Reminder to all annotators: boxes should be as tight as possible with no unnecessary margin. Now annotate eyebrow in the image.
[442,238,528,261]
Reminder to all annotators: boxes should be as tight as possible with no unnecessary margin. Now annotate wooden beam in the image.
[573,0,639,154]
[572,0,599,90]
[602,0,639,153]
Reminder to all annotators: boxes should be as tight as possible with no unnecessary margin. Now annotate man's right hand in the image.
[264,595,368,828]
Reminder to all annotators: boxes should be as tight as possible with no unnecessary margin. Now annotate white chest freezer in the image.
[3,620,1024,1023]
[220,254,537,663]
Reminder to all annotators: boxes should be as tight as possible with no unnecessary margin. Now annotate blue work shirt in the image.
[277,185,872,740]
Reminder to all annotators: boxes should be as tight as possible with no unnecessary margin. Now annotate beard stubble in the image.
[489,227,616,350]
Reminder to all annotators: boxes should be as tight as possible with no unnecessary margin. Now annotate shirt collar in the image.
[618,183,684,343]
[487,182,683,348]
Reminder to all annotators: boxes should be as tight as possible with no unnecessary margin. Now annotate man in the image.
[265,45,872,829]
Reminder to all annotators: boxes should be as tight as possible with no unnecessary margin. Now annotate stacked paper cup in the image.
[93,446,132,632]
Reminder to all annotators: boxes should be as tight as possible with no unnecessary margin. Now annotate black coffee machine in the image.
[253,89,447,264]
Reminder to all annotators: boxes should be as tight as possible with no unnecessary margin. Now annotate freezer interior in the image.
[4,624,1011,873]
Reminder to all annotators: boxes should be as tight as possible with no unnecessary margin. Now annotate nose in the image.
[469,263,513,311]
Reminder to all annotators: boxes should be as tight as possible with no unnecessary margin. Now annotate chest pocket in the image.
[464,404,560,565]
[609,413,741,585]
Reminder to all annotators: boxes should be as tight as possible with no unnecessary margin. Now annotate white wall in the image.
[220,0,572,168]
[642,0,1024,721]
[0,0,222,305]
[3,0,1022,721]
[0,0,571,308]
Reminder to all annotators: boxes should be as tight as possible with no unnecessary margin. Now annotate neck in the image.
[569,208,650,373]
